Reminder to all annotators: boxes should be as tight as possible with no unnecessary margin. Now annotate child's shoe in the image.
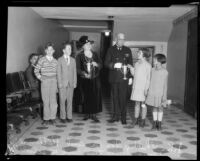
[157,121,162,131]
[139,119,145,128]
[151,121,157,130]
[130,118,139,127]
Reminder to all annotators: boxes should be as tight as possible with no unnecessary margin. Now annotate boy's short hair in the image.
[62,41,72,50]
[45,42,54,50]
[29,53,37,61]
[154,53,166,64]
[139,48,151,58]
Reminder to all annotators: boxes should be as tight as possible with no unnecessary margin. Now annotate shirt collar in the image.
[115,44,122,50]
[63,54,70,59]
[46,55,53,60]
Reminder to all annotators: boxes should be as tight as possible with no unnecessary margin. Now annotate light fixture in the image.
[103,30,110,36]
[105,31,110,36]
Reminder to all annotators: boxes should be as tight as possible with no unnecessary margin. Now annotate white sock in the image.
[141,107,147,119]
[158,112,163,121]
[153,111,158,121]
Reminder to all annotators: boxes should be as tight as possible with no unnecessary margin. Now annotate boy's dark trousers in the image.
[110,80,128,122]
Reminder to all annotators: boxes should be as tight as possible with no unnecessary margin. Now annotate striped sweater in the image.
[34,56,58,80]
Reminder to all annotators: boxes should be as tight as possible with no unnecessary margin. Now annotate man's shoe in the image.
[91,115,100,123]
[121,120,127,125]
[66,118,73,123]
[41,120,49,125]
[60,119,67,123]
[49,119,56,125]
[108,118,119,123]
[83,115,90,121]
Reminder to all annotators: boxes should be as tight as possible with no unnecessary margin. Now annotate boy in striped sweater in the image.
[34,42,58,125]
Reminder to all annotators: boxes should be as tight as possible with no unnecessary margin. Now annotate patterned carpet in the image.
[7,97,197,159]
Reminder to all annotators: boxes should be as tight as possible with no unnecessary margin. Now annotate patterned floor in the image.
[7,97,197,159]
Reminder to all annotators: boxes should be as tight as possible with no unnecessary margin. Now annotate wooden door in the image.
[184,17,197,118]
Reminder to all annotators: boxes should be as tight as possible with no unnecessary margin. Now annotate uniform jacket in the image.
[104,45,133,83]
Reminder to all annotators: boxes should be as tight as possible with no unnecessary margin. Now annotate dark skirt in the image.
[81,76,102,114]
[73,76,84,112]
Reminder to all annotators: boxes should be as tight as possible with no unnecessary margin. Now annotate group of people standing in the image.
[105,33,168,130]
[26,32,168,131]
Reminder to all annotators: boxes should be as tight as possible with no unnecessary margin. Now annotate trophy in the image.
[86,62,92,78]
[121,64,128,80]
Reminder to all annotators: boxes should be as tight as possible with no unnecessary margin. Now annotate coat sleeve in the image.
[127,48,133,66]
[76,54,83,76]
[104,48,114,70]
[73,59,77,88]
[57,59,62,88]
[94,52,102,70]
[127,48,133,79]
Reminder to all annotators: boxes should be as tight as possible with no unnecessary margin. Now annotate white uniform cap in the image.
[117,33,125,40]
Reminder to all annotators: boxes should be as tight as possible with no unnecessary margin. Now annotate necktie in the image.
[64,55,69,64]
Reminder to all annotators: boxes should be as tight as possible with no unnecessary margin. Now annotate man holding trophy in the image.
[105,33,133,124]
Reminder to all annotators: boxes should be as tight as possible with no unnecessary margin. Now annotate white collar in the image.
[46,55,53,60]
[64,55,70,64]
[63,54,70,59]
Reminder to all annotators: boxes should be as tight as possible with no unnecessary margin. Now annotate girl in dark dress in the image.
[76,36,102,122]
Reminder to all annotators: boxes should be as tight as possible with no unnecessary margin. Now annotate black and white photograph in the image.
[5,4,198,159]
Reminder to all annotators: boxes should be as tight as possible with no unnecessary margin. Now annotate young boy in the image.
[25,53,40,99]
[57,41,77,123]
[34,42,58,125]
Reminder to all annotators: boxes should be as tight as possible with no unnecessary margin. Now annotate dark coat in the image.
[104,45,133,83]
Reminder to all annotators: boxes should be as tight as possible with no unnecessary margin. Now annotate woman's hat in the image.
[78,35,94,47]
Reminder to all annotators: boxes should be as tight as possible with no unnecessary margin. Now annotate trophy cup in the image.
[121,64,128,80]
[86,62,92,78]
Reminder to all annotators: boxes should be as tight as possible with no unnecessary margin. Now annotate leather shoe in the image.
[41,120,49,125]
[83,115,90,121]
[108,118,119,123]
[139,119,145,128]
[66,118,73,123]
[92,117,100,123]
[49,119,56,125]
[121,120,127,125]
[60,119,67,123]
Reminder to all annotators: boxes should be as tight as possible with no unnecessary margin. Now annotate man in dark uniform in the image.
[105,33,133,124]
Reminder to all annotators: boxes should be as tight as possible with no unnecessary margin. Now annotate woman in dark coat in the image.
[76,35,102,122]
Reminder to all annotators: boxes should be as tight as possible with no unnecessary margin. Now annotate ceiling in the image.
[31,6,196,32]
[31,6,195,21]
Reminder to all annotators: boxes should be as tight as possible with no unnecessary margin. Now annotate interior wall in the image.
[7,7,69,73]
[167,21,188,103]
[113,19,173,42]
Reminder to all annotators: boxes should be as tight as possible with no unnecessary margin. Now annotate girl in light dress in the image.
[128,48,151,128]
[145,53,168,131]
